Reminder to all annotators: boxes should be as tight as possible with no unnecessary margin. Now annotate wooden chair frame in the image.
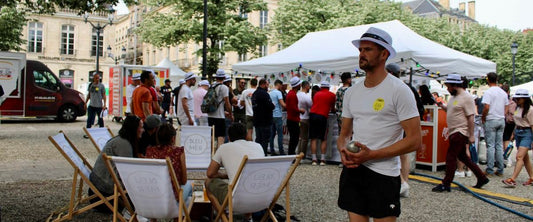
[208,153,303,222]
[83,126,115,153]
[47,131,126,222]
[103,154,195,222]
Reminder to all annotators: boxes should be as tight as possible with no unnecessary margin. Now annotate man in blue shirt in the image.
[269,80,286,155]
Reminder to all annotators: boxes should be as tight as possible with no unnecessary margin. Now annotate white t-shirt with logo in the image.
[342,74,419,177]
[177,85,194,123]
[240,88,256,116]
[212,140,265,182]
[481,86,509,120]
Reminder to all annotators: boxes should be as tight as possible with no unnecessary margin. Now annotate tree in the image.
[136,0,269,78]
[270,0,533,85]
[0,0,136,51]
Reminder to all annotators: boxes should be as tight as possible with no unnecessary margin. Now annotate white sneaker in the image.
[400,182,410,197]
[320,161,326,166]
[455,171,465,177]
[311,160,317,166]
[121,209,131,220]
[466,170,472,177]
[338,163,344,168]
[136,215,149,222]
[506,159,513,168]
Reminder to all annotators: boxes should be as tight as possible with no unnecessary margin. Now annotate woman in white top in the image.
[502,89,533,187]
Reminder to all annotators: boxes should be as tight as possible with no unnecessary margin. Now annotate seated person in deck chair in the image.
[205,123,265,220]
[89,115,144,213]
[145,123,193,204]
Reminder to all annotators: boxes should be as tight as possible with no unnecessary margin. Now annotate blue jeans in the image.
[180,181,193,206]
[86,106,104,128]
[484,119,505,174]
[270,117,284,154]
[255,126,271,156]
[515,128,533,149]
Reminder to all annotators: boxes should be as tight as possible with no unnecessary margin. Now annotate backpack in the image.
[201,83,222,113]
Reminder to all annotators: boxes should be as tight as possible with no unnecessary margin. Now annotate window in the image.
[28,22,43,53]
[91,29,103,57]
[33,70,58,91]
[277,43,283,51]
[61,25,75,55]
[259,45,267,57]
[239,6,248,19]
[238,53,247,62]
[259,10,268,29]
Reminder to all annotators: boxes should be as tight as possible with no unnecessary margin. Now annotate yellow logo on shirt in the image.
[515,110,519,115]
[453,100,458,106]
[373,98,385,112]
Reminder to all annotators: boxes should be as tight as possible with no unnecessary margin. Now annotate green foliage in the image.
[137,0,268,77]
[0,7,26,51]
[271,0,533,85]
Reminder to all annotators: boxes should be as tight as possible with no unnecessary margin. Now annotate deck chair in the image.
[47,131,126,222]
[209,153,303,222]
[178,125,215,170]
[83,126,115,153]
[103,155,194,222]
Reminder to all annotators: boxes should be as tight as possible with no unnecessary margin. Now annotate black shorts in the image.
[338,165,401,218]
[309,113,327,140]
[503,122,515,141]
[208,117,226,138]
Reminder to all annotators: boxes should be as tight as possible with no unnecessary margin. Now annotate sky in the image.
[115,0,533,32]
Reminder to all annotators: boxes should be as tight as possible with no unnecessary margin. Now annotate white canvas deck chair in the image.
[103,155,194,222]
[47,131,126,222]
[178,125,215,170]
[83,126,114,153]
[209,153,304,222]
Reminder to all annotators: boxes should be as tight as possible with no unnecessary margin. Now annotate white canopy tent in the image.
[156,57,187,83]
[233,20,496,80]
[510,81,533,96]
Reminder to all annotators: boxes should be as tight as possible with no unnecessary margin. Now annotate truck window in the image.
[33,70,59,91]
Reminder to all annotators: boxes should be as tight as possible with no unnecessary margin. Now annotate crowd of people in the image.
[81,26,533,222]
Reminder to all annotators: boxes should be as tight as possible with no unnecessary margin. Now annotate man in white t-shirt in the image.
[240,78,257,141]
[337,27,421,221]
[208,69,232,148]
[481,72,509,176]
[205,123,264,220]
[125,74,140,115]
[177,72,197,125]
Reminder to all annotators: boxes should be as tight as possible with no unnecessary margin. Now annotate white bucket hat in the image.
[184,72,197,81]
[290,77,302,88]
[513,89,530,98]
[352,27,396,59]
[320,81,330,88]
[444,74,463,84]
[215,69,226,78]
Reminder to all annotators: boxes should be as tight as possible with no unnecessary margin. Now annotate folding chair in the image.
[83,126,115,153]
[103,155,194,222]
[47,131,126,222]
[209,153,303,222]
[178,125,215,170]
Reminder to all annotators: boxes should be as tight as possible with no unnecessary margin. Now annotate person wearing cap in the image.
[193,80,210,126]
[269,79,287,155]
[138,114,162,157]
[386,63,425,198]
[337,27,421,220]
[160,79,173,121]
[131,70,154,121]
[208,69,233,149]
[177,72,197,126]
[309,81,335,165]
[431,74,489,192]
[172,79,186,120]
[481,72,509,176]
[240,78,258,141]
[502,89,533,187]
[125,74,141,116]
[286,77,305,155]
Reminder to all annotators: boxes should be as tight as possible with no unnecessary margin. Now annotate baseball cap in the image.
[144,114,161,129]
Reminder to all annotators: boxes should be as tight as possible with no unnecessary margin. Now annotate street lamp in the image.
[511,42,518,86]
[84,8,115,75]
[107,45,126,64]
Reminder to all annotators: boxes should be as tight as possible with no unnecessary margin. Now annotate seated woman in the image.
[89,115,144,212]
[145,123,192,204]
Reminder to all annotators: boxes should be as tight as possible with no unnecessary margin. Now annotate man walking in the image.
[286,77,305,155]
[252,79,275,155]
[160,79,173,121]
[482,72,509,176]
[132,70,154,121]
[177,73,197,126]
[432,74,489,192]
[337,27,421,222]
[309,81,336,165]
[208,69,232,148]
[269,80,286,155]
[85,73,106,133]
[240,78,257,141]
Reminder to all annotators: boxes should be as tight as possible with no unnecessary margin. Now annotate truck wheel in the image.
[58,105,78,122]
